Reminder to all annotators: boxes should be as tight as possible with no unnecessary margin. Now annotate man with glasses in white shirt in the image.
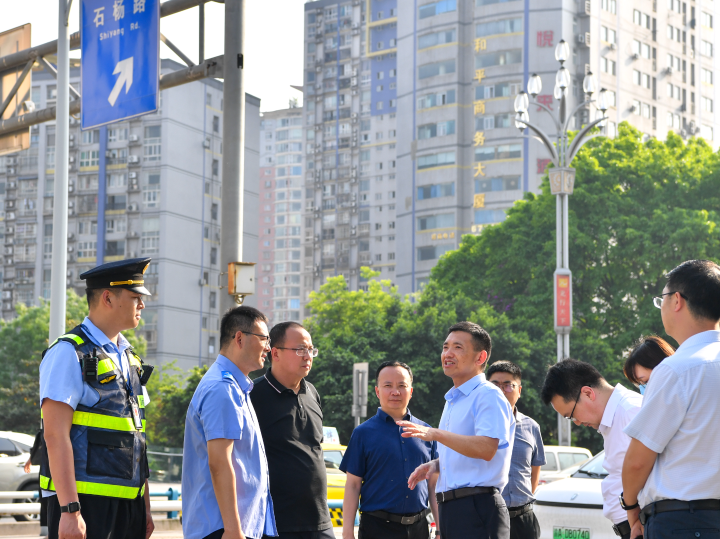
[541,359,643,539]
[622,260,720,539]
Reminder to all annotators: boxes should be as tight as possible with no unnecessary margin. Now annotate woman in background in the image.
[623,335,675,394]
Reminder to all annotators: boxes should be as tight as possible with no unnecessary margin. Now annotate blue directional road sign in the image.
[81,0,159,129]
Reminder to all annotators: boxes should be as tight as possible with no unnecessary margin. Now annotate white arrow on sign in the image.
[108,57,134,107]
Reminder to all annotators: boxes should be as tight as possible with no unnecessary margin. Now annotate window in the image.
[108,173,127,188]
[419,0,456,19]
[601,0,616,14]
[78,221,97,235]
[632,40,650,59]
[143,173,160,208]
[702,97,713,113]
[417,152,455,170]
[632,70,651,89]
[418,120,456,139]
[701,125,714,141]
[78,175,98,190]
[418,59,456,79]
[418,182,455,199]
[212,159,219,176]
[476,18,522,37]
[418,29,456,49]
[667,112,681,129]
[209,291,217,309]
[633,10,650,29]
[213,115,220,133]
[80,150,99,167]
[417,213,455,230]
[105,218,127,233]
[417,89,456,110]
[667,83,681,100]
[210,247,217,265]
[475,82,521,100]
[474,209,507,224]
[601,26,617,45]
[601,57,616,76]
[108,127,127,142]
[475,176,520,192]
[701,68,714,85]
[700,40,713,58]
[667,25,681,42]
[141,218,160,255]
[144,125,161,162]
[77,241,97,259]
[475,50,522,68]
[417,244,453,261]
[81,130,100,144]
[106,194,126,210]
[701,11,713,29]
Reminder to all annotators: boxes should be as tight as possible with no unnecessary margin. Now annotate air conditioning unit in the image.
[630,104,639,114]
[583,0,591,15]
[128,203,139,212]
[351,77,358,86]
[7,158,18,165]
[67,232,75,241]
[5,226,13,234]
[128,172,138,179]
[68,183,74,192]
[1,291,11,300]
[350,227,357,236]
[631,53,639,60]
[69,117,78,125]
[129,134,139,142]
[66,269,73,277]
[69,156,75,163]
[351,89,358,96]
[31,125,39,132]
[5,200,14,209]
[67,245,74,253]
[7,181,16,188]
[314,125,321,131]
[576,32,590,45]
[127,155,140,164]
[105,150,113,158]
[665,66,673,74]
[609,43,616,50]
[68,201,75,208]
[4,247,12,255]
[7,168,15,175]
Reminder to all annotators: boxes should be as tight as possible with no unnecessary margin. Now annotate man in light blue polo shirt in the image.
[401,321,515,539]
[182,306,277,539]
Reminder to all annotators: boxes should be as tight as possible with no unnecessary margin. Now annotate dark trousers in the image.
[359,512,430,539]
[509,509,540,539]
[263,528,336,539]
[47,493,145,539]
[645,508,720,539]
[438,491,510,539]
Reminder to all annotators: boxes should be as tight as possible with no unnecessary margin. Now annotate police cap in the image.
[79,257,152,296]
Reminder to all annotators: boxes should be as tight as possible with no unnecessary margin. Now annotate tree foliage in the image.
[0,290,146,434]
[306,125,720,453]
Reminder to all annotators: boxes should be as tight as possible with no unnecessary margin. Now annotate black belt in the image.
[507,503,533,519]
[612,520,631,537]
[436,486,496,504]
[640,499,720,525]
[363,508,430,525]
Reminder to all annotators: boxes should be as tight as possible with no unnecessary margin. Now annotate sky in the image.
[1,0,306,113]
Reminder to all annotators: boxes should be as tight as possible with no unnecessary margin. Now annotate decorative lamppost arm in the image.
[566,115,609,164]
[515,118,560,166]
[562,98,595,135]
[530,100,563,132]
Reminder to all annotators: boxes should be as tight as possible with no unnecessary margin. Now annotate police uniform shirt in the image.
[624,330,720,507]
[39,316,150,495]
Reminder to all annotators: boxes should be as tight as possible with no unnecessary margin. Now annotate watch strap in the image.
[59,501,81,513]
[619,493,639,511]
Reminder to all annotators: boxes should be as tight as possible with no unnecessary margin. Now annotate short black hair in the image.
[541,359,604,405]
[623,335,674,385]
[269,321,305,349]
[375,361,413,384]
[486,360,522,382]
[219,306,269,349]
[665,259,720,321]
[86,288,122,309]
[447,321,492,357]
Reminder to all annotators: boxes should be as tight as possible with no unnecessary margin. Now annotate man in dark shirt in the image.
[251,322,333,539]
[340,361,439,539]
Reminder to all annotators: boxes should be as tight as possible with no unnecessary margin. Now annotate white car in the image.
[0,431,40,522]
[534,451,615,539]
[539,445,593,482]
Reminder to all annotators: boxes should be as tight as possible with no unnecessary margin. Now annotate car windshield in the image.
[572,451,608,479]
[324,450,344,474]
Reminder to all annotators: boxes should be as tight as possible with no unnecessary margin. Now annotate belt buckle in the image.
[611,524,621,537]
[440,492,445,503]
[401,516,414,525]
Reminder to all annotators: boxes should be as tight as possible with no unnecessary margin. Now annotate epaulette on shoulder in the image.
[43,326,90,359]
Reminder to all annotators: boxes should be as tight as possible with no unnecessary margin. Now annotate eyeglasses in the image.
[275,347,319,357]
[652,291,687,309]
[565,386,583,422]
[490,381,519,393]
[240,331,271,346]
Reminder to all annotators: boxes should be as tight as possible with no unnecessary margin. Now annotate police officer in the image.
[40,258,155,539]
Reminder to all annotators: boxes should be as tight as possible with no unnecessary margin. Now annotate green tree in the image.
[0,290,146,434]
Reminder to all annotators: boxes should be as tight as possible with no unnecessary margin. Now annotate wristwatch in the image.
[59,501,81,514]
[619,492,639,511]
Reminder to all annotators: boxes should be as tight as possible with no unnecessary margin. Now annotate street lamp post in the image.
[514,40,610,446]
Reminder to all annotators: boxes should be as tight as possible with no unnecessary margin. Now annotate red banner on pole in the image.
[556,274,571,327]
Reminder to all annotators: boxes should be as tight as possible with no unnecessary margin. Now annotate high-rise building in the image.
[258,105,305,325]
[302,0,399,316]
[0,59,260,371]
[306,0,719,298]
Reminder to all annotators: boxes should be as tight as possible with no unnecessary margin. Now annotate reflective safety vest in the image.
[40,325,149,499]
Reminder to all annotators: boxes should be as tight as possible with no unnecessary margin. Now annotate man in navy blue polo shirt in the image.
[340,361,439,539]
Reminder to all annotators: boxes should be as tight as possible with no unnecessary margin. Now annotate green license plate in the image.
[553,527,590,539]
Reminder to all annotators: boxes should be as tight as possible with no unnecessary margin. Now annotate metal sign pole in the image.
[49,0,71,342]
[220,0,245,314]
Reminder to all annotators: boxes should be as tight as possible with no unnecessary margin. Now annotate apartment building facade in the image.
[0,59,260,372]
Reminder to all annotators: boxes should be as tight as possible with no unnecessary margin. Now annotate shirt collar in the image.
[376,407,411,422]
[515,409,527,423]
[445,373,484,401]
[81,316,130,355]
[676,330,720,352]
[263,368,305,394]
[216,354,253,393]
[599,384,628,430]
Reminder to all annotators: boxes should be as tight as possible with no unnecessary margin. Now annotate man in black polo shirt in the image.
[340,361,439,539]
[251,322,333,539]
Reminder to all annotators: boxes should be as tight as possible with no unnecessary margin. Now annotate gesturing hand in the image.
[407,460,439,490]
[397,421,437,442]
